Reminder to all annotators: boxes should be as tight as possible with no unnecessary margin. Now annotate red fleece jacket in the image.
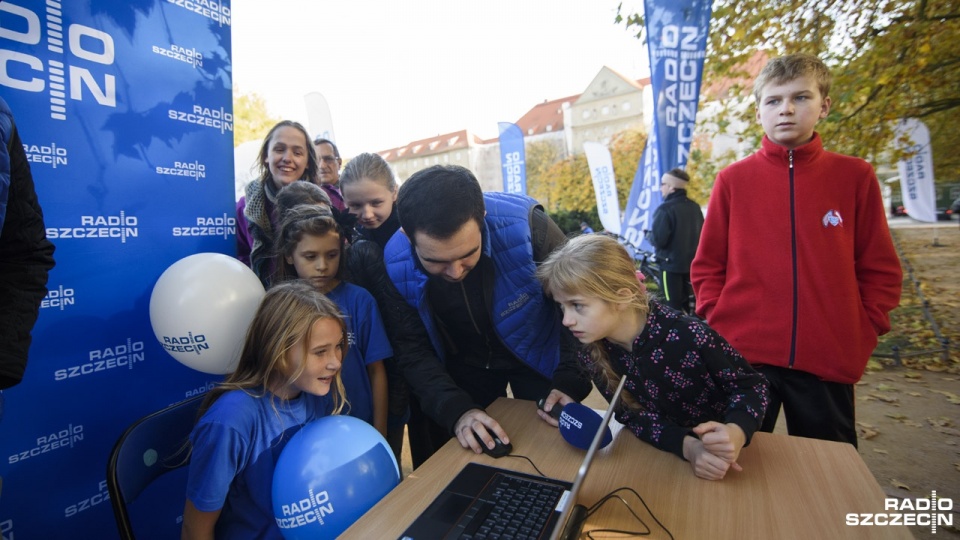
[691,134,902,384]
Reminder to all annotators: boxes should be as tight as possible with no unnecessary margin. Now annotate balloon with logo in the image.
[272,415,400,539]
[149,253,264,374]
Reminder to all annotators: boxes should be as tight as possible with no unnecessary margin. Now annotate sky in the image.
[231,0,649,158]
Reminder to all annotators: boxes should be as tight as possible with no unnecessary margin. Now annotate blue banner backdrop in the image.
[498,122,526,195]
[620,0,711,252]
[0,0,233,537]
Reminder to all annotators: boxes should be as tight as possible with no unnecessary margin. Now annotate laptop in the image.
[400,375,628,540]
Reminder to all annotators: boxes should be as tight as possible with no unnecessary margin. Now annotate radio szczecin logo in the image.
[846,491,953,533]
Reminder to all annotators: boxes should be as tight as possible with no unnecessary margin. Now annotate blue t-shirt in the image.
[326,282,393,424]
[186,389,328,539]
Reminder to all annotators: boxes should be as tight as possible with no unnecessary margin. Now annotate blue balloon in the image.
[272,415,400,539]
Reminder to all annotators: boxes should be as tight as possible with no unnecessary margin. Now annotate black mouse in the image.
[538,398,563,421]
[480,427,512,458]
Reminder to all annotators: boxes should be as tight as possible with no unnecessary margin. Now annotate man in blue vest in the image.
[384,165,591,464]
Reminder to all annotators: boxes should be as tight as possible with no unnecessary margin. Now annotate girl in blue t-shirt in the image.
[275,203,392,437]
[182,280,346,539]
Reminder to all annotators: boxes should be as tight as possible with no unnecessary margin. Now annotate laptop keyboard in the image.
[451,473,565,540]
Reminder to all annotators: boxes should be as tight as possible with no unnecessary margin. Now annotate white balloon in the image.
[150,253,265,374]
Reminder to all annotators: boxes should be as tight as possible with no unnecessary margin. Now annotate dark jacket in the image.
[0,97,56,389]
[649,189,704,273]
[382,193,591,431]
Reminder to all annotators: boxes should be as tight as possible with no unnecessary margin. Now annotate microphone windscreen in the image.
[558,402,612,450]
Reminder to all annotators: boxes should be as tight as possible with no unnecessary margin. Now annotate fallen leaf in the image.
[934,426,960,437]
[925,365,948,372]
[856,421,875,429]
[927,417,953,427]
[873,448,888,454]
[955,463,960,473]
[859,427,880,440]
[876,383,898,392]
[886,413,908,421]
[907,392,923,397]
[870,393,900,403]
[904,372,923,379]
[927,392,960,406]
[904,421,924,428]
[891,479,910,490]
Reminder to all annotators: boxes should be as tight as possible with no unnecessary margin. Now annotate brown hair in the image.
[752,53,831,102]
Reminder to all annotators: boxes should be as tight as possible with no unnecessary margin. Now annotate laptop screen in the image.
[548,374,627,540]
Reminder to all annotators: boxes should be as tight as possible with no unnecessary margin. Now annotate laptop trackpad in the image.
[402,491,472,538]
[429,492,473,525]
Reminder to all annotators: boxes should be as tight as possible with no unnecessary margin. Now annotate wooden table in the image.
[342,398,913,539]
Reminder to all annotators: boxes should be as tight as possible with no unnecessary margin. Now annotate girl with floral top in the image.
[537,234,769,480]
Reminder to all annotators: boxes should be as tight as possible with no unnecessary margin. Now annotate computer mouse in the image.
[538,398,563,421]
[480,427,512,458]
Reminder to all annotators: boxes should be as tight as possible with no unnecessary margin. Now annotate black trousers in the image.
[406,363,552,469]
[756,365,858,447]
[661,270,693,314]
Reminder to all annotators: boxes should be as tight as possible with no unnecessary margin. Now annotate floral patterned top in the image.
[581,300,769,459]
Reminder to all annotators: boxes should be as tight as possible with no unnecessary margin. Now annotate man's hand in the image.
[454,409,508,454]
[536,389,575,427]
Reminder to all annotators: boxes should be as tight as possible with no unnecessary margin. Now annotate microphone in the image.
[558,402,613,450]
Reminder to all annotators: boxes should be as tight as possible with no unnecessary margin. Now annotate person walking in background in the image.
[313,137,346,211]
[0,96,56,396]
[647,168,704,314]
[579,221,594,234]
[691,53,902,447]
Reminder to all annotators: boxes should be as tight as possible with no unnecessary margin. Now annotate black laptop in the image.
[400,375,627,540]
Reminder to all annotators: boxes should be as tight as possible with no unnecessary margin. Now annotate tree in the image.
[526,139,566,210]
[618,0,960,182]
[528,130,646,224]
[233,88,281,146]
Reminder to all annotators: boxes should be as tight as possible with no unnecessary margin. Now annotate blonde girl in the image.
[339,152,399,248]
[537,234,769,481]
[182,280,346,539]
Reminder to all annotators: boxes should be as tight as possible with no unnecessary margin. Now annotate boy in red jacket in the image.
[690,53,902,446]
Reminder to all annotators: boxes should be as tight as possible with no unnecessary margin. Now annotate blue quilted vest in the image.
[384,193,561,378]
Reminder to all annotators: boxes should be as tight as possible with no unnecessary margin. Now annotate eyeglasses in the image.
[318,155,339,163]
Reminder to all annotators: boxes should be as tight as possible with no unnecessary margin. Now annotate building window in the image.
[582,110,590,119]
[623,101,632,111]
[602,106,609,115]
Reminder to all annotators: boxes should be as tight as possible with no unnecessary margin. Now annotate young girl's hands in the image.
[693,421,746,467]
[682,435,733,480]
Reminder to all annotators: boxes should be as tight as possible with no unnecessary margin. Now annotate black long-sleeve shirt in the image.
[585,300,769,459]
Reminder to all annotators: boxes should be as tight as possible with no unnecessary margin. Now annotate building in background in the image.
[378,63,760,192]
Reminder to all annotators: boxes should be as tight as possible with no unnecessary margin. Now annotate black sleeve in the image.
[0,120,56,389]
[345,240,480,433]
[648,205,672,250]
[530,207,593,402]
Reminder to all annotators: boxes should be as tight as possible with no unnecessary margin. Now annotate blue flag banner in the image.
[0,0,233,537]
[498,122,527,195]
[620,0,711,252]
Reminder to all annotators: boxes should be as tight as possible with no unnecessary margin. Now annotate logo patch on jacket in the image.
[822,210,843,227]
